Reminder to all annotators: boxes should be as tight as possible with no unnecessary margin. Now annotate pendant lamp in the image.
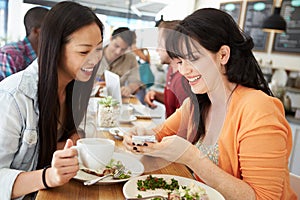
[262,0,287,33]
[155,15,164,27]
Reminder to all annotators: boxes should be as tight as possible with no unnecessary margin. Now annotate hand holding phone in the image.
[132,135,157,145]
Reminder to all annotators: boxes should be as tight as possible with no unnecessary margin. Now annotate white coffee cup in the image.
[74,138,115,170]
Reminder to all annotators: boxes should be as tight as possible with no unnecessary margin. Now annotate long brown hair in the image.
[37,1,104,169]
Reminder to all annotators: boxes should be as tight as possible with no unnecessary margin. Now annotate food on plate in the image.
[132,135,157,145]
[136,175,209,200]
[168,182,209,200]
[137,175,179,191]
[81,159,131,179]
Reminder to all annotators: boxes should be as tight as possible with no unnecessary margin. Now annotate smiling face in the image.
[177,42,223,95]
[58,22,103,82]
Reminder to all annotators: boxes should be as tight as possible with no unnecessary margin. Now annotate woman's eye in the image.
[187,53,200,62]
[177,61,182,65]
[80,51,89,55]
[96,47,103,52]
[189,57,199,62]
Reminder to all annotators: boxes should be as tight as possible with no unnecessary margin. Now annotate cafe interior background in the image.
[0,0,299,175]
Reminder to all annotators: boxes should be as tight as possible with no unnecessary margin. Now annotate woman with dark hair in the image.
[124,8,296,199]
[0,1,103,199]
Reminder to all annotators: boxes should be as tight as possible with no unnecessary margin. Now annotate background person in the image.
[144,20,190,118]
[0,2,103,199]
[0,6,49,81]
[124,8,296,199]
[132,47,154,89]
[131,43,155,104]
[97,27,143,98]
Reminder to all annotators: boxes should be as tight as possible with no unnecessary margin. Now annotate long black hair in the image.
[37,1,104,169]
[166,8,272,143]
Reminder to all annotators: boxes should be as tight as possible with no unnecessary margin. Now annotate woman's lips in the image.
[81,67,94,72]
[186,75,202,86]
[187,75,201,82]
[81,67,94,76]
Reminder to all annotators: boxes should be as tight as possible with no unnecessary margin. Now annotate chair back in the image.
[290,172,300,198]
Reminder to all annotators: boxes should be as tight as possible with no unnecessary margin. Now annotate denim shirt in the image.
[0,59,39,200]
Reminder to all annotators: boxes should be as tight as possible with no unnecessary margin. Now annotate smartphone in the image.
[132,135,157,145]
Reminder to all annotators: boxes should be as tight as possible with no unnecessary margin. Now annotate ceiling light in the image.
[155,15,163,27]
[262,0,287,33]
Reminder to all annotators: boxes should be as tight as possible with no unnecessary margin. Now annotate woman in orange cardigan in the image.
[123,8,296,200]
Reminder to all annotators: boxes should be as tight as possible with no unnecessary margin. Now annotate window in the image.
[0,0,8,46]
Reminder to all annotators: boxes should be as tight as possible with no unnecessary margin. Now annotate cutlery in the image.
[125,195,167,200]
[83,166,125,186]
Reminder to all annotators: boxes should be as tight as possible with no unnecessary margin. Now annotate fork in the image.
[83,166,125,186]
[125,195,167,200]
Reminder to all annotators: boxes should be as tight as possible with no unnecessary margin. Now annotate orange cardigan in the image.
[154,85,297,199]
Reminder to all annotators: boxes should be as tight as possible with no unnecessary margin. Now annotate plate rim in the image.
[122,174,225,199]
[119,115,137,123]
[109,127,124,136]
[73,152,144,185]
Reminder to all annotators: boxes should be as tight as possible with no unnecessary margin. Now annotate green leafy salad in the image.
[136,175,209,200]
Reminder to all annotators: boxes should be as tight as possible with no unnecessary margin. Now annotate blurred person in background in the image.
[0,2,103,199]
[144,20,190,118]
[131,36,155,104]
[97,27,144,99]
[0,6,49,81]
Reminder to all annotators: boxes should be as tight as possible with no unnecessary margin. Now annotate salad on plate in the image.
[124,175,213,200]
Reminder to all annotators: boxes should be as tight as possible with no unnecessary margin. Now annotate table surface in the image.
[36,162,193,200]
[36,97,194,199]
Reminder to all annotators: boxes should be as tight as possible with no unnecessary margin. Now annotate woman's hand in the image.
[46,139,79,187]
[124,133,200,164]
[123,127,156,151]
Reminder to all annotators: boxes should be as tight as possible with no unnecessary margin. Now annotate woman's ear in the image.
[218,45,230,65]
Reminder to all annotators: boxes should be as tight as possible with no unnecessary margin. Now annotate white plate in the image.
[119,115,137,123]
[109,127,132,137]
[109,127,125,137]
[123,174,225,200]
[73,152,144,185]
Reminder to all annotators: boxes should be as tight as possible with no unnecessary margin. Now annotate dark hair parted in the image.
[37,1,104,169]
[112,27,135,46]
[166,8,272,143]
[24,6,49,36]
